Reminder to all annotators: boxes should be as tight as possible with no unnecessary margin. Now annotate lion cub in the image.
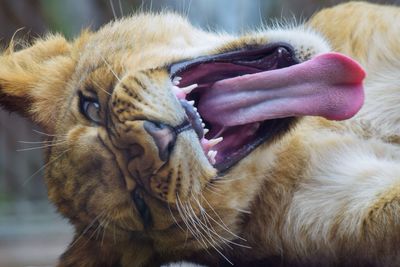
[0,1,399,266]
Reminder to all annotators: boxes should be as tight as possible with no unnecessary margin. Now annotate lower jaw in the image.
[212,117,298,174]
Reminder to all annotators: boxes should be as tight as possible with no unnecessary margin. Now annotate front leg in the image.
[283,132,400,266]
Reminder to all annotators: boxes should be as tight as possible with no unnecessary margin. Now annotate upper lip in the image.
[169,42,298,79]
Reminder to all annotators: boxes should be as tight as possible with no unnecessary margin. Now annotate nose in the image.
[143,121,177,161]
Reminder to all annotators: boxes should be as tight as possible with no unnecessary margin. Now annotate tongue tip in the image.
[314,52,366,83]
[313,52,366,121]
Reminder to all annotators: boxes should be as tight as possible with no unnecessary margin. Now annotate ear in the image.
[0,34,74,131]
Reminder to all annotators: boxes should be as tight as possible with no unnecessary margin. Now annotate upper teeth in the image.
[180,84,198,94]
[172,76,182,85]
[208,137,223,147]
[172,86,186,99]
[173,80,221,165]
[201,137,223,150]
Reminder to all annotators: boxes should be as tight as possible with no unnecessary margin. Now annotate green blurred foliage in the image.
[40,0,75,37]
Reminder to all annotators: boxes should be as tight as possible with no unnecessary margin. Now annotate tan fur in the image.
[1,2,400,266]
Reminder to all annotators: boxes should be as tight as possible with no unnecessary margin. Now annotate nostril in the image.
[143,121,177,161]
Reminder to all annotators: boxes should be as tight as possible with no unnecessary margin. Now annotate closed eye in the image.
[132,189,152,228]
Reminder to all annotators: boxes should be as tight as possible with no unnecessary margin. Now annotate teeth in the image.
[172,86,186,99]
[172,76,182,85]
[188,100,195,106]
[201,123,205,128]
[207,150,217,164]
[204,128,209,135]
[196,112,202,121]
[200,137,222,152]
[180,84,198,94]
[208,137,223,147]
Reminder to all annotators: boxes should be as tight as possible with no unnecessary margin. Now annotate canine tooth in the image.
[188,100,195,106]
[172,86,186,99]
[204,128,209,134]
[207,150,217,164]
[172,76,182,85]
[181,84,198,94]
[209,137,223,147]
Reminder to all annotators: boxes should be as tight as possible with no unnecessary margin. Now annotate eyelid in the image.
[78,91,98,103]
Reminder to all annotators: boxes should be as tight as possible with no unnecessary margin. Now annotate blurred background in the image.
[0,0,399,266]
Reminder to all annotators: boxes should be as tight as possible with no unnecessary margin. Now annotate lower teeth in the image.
[207,150,217,164]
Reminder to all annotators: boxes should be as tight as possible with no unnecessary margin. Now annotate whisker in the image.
[178,196,229,260]
[18,139,65,144]
[235,208,252,214]
[184,180,218,254]
[183,201,234,266]
[183,201,212,242]
[118,0,124,16]
[93,217,105,241]
[176,204,203,248]
[109,0,118,20]
[90,79,112,96]
[170,201,190,248]
[186,199,229,250]
[176,195,209,251]
[176,196,199,239]
[168,204,186,233]
[68,210,106,250]
[17,141,67,152]
[205,182,223,192]
[94,225,102,241]
[32,129,67,138]
[186,0,193,17]
[209,242,234,265]
[201,195,247,242]
[23,149,70,185]
[212,176,245,183]
[204,185,225,198]
[192,194,249,250]
[101,215,111,247]
[100,55,122,83]
[192,197,230,249]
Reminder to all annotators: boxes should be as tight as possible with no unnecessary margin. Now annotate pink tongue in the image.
[198,52,365,126]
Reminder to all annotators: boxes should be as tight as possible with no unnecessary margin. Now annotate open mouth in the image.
[170,43,299,172]
[169,42,365,173]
